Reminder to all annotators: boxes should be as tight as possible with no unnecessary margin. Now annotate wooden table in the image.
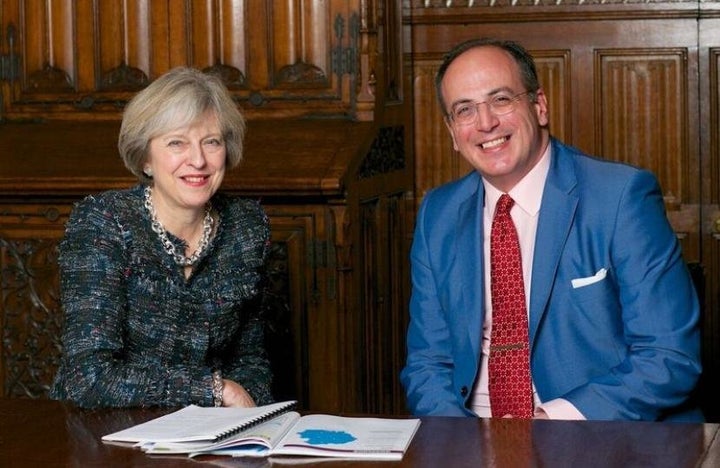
[1,398,719,467]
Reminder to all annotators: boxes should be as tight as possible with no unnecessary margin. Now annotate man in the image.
[400,38,702,421]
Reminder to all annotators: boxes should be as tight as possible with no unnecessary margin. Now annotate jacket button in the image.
[460,386,468,396]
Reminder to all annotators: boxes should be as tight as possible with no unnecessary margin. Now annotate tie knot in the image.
[496,194,515,215]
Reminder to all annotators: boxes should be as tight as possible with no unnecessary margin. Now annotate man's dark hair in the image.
[435,38,541,116]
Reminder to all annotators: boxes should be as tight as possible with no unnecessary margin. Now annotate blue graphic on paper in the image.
[297,429,357,445]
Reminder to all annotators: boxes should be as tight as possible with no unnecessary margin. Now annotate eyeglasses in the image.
[448,91,534,125]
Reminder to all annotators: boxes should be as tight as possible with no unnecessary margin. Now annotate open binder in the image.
[102,400,420,460]
[102,400,297,444]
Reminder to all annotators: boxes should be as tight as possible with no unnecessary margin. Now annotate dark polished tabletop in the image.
[1,398,719,467]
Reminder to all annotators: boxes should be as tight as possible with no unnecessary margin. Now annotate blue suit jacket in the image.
[400,138,702,421]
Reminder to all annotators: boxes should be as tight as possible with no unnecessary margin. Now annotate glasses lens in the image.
[452,104,475,124]
[490,95,516,115]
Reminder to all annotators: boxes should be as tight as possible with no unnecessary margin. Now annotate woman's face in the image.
[144,110,226,215]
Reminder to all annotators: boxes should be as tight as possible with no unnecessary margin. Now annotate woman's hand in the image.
[221,380,256,407]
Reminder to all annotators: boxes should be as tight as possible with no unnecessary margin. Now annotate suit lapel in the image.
[529,140,579,345]
[455,178,485,358]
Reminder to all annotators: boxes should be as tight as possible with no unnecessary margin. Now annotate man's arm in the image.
[400,197,470,417]
[560,170,701,420]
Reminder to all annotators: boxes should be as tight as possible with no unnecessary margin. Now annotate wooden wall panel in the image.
[263,208,317,411]
[74,0,95,88]
[49,1,73,79]
[412,60,460,199]
[123,1,151,73]
[359,193,411,415]
[699,14,720,422]
[188,0,247,73]
[24,0,75,92]
[1,0,377,119]
[534,52,571,144]
[706,44,720,203]
[217,0,248,73]
[269,0,330,89]
[0,203,68,399]
[596,49,688,204]
[21,1,45,76]
[96,2,123,83]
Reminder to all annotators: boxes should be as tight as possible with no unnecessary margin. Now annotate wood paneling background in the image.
[0,0,381,119]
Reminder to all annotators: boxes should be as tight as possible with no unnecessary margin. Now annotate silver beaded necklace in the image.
[144,186,214,267]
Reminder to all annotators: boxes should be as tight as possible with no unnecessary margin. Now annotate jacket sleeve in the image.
[220,237,274,407]
[400,193,473,417]
[560,169,702,420]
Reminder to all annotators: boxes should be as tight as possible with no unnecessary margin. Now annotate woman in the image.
[50,67,273,408]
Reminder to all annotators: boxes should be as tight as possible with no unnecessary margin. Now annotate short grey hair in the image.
[118,67,246,183]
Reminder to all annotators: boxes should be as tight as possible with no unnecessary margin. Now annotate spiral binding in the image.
[213,400,298,442]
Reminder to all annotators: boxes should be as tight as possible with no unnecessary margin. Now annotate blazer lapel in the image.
[454,178,485,358]
[529,140,579,345]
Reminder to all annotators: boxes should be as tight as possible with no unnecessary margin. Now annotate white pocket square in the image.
[571,268,607,289]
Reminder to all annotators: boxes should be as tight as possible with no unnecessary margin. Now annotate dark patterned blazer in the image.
[50,184,274,408]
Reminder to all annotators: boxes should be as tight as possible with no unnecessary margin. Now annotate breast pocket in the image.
[566,269,623,354]
[569,270,617,306]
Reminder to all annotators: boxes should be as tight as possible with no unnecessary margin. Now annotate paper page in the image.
[101,401,296,444]
[270,415,421,461]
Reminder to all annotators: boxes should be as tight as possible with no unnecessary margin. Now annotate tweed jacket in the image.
[50,185,273,408]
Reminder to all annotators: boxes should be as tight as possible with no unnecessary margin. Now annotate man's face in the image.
[441,46,550,192]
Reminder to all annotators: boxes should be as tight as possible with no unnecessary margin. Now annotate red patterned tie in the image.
[489,194,534,418]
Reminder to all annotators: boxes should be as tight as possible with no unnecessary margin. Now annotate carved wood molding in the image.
[276,62,327,85]
[100,63,148,91]
[28,64,73,93]
[262,241,297,405]
[0,238,63,398]
[3,0,380,120]
[407,0,704,23]
[358,126,406,179]
[410,0,698,7]
[202,64,247,89]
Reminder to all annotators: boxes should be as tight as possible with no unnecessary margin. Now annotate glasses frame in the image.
[447,90,535,126]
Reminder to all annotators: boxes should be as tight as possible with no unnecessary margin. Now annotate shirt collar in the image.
[482,144,552,217]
